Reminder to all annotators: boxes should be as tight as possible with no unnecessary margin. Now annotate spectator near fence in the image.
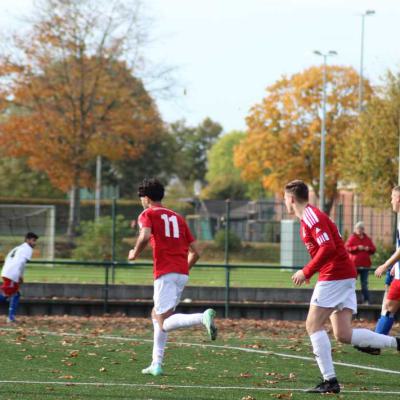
[345,221,376,305]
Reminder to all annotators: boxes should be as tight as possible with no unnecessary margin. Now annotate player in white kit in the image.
[1,232,38,322]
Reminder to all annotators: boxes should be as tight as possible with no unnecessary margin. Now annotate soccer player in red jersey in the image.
[359,186,400,353]
[284,180,400,394]
[128,178,217,376]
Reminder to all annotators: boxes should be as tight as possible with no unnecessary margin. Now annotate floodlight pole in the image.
[313,50,337,211]
[95,155,102,221]
[359,10,375,112]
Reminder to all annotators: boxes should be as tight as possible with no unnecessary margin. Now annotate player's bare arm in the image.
[128,227,151,261]
[291,269,306,286]
[375,247,400,277]
[188,241,200,270]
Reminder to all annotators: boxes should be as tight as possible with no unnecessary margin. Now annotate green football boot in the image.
[141,364,163,376]
[202,308,218,340]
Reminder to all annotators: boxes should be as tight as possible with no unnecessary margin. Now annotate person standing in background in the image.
[345,221,376,305]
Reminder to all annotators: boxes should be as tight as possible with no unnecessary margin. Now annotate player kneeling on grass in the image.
[0,232,39,323]
[284,180,400,394]
[128,178,217,377]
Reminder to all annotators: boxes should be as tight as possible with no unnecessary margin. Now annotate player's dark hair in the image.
[25,232,39,240]
[138,178,165,202]
[285,180,309,202]
[393,186,400,193]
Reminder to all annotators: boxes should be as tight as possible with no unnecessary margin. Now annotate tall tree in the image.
[341,71,400,205]
[0,157,63,199]
[234,65,372,212]
[203,131,264,199]
[170,118,223,185]
[0,0,163,236]
[99,131,177,198]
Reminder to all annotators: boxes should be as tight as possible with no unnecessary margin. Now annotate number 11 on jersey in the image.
[161,214,180,238]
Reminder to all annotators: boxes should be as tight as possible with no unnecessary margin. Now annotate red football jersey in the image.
[138,206,195,279]
[300,205,357,281]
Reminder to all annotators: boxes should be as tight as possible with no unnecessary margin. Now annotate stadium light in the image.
[359,10,375,112]
[314,50,337,211]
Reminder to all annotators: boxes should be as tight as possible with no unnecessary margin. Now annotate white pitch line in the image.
[2,328,400,376]
[0,379,399,395]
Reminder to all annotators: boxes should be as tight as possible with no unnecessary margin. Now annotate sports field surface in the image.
[0,316,399,399]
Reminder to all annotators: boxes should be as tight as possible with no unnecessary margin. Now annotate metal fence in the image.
[1,196,397,263]
[25,259,385,319]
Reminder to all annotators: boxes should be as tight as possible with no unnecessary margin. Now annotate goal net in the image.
[0,205,55,260]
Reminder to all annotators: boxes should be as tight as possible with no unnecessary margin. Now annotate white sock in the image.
[152,319,168,366]
[163,313,203,332]
[351,328,397,348]
[310,330,336,381]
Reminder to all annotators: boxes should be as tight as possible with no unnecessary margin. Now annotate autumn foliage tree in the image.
[234,66,372,212]
[0,0,163,237]
[341,71,400,205]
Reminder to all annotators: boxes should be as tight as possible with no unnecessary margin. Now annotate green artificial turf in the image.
[0,316,399,399]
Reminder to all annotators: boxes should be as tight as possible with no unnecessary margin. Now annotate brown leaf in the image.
[272,393,293,399]
[58,375,74,379]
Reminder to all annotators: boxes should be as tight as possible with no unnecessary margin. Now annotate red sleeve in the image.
[345,235,359,253]
[302,218,337,280]
[138,210,152,229]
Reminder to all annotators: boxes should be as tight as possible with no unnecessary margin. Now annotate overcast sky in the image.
[1,0,399,132]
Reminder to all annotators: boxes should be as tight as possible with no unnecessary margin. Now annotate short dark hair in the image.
[138,178,165,202]
[284,180,309,202]
[25,232,39,240]
[393,186,400,193]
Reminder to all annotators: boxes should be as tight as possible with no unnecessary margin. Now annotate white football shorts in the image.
[153,272,189,315]
[310,278,357,314]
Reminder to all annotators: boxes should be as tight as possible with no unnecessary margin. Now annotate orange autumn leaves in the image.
[0,1,162,193]
[234,66,372,209]
[0,57,161,192]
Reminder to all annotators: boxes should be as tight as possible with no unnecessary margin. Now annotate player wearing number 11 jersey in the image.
[128,178,217,376]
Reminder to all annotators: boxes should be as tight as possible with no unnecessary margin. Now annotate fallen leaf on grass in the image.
[271,393,293,399]
[99,367,107,372]
[63,361,75,367]
[239,372,252,378]
[58,375,74,379]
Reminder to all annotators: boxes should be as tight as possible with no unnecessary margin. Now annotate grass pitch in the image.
[0,317,399,399]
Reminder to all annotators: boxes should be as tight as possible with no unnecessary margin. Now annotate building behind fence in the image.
[187,194,396,246]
